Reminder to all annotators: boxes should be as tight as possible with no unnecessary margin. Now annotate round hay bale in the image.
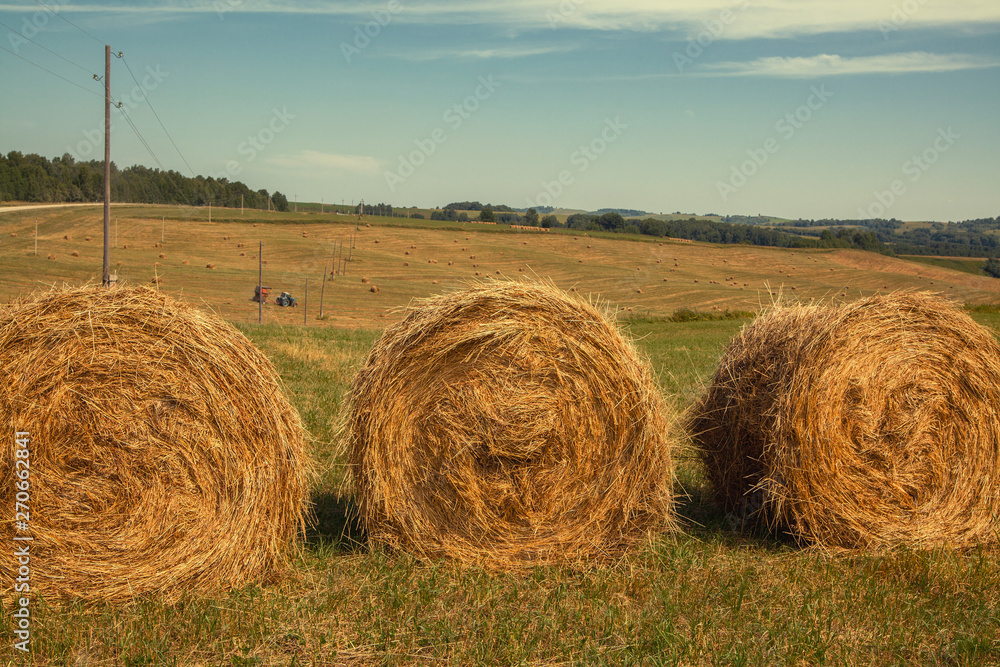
[71,251,80,257]
[47,254,56,260]
[361,277,371,284]
[0,286,311,602]
[370,285,379,293]
[688,292,1000,549]
[348,281,676,566]
[159,253,166,259]
[206,264,217,269]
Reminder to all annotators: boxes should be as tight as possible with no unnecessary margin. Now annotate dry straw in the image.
[689,292,1000,549]
[0,285,311,603]
[347,280,676,566]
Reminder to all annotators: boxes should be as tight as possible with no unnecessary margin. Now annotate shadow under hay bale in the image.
[688,292,1000,550]
[0,286,312,603]
[347,280,677,566]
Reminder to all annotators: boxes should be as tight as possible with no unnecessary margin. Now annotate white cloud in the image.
[391,44,575,62]
[699,52,1000,77]
[268,150,381,175]
[5,1,998,38]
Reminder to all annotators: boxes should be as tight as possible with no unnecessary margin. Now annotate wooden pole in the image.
[319,264,327,319]
[102,44,110,286]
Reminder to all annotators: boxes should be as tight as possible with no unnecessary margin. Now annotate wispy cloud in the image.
[698,52,1000,78]
[389,44,575,62]
[268,150,381,175]
[3,1,999,38]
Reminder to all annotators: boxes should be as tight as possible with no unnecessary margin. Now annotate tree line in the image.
[0,151,290,211]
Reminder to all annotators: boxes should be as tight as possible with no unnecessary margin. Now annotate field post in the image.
[319,265,327,319]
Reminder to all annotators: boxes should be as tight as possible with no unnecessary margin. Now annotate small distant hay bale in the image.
[206,264,217,269]
[347,281,676,566]
[47,254,56,260]
[9,233,17,237]
[63,235,70,240]
[240,252,246,257]
[71,251,80,257]
[182,260,190,265]
[361,277,371,284]
[85,236,92,241]
[150,276,161,285]
[370,285,380,294]
[688,292,1000,549]
[159,253,166,259]
[0,286,310,602]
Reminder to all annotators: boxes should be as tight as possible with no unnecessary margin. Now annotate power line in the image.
[0,43,102,98]
[0,19,98,77]
[112,100,194,207]
[31,0,104,45]
[117,52,196,177]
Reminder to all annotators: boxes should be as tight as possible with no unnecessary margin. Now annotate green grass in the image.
[7,316,1000,665]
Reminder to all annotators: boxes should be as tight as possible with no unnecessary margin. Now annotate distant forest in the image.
[5,152,997,259]
[0,151,290,211]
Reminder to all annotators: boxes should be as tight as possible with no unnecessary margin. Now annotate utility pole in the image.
[102,44,111,287]
[258,242,264,325]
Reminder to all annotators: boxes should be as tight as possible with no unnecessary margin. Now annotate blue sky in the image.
[1,0,998,221]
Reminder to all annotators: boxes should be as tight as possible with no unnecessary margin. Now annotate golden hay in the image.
[0,285,311,602]
[688,292,1000,549]
[347,281,676,566]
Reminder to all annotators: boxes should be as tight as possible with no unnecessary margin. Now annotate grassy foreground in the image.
[3,316,1000,666]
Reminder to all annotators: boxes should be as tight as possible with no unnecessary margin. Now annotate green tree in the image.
[524,208,539,226]
[479,205,494,222]
[541,214,559,228]
[985,257,1000,278]
[598,211,625,232]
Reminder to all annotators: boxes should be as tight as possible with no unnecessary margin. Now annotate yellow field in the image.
[2,203,998,326]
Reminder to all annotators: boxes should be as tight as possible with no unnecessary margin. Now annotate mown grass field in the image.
[3,315,999,666]
[2,204,999,329]
[2,206,1000,665]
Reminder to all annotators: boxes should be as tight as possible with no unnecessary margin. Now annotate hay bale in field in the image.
[688,292,1000,549]
[206,263,216,269]
[0,286,311,603]
[347,280,677,566]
